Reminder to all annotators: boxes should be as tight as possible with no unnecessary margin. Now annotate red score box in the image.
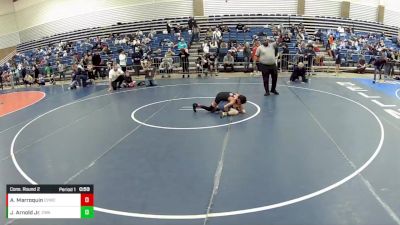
[80,193,94,206]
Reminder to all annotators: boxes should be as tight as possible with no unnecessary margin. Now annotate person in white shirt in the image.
[212,28,222,42]
[119,50,127,73]
[57,61,65,80]
[109,64,125,91]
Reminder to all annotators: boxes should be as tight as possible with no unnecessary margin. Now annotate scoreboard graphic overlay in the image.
[6,185,94,219]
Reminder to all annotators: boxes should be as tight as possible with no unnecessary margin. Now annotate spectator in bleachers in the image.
[314,29,323,44]
[108,64,125,91]
[57,61,65,80]
[174,23,183,34]
[210,40,218,49]
[119,50,127,73]
[179,48,190,78]
[207,53,217,76]
[177,38,188,50]
[206,28,213,41]
[191,23,200,44]
[92,51,101,79]
[188,17,196,30]
[212,28,222,43]
[165,48,175,60]
[217,23,230,33]
[141,56,156,86]
[196,55,205,77]
[223,52,235,72]
[236,23,244,32]
[159,57,173,78]
[220,41,228,49]
[202,42,210,54]
[282,34,291,43]
[132,49,143,76]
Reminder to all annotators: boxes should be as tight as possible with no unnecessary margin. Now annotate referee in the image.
[255,37,279,96]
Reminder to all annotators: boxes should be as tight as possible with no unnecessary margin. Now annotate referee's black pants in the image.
[258,63,278,93]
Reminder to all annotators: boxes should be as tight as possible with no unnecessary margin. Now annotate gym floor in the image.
[1,74,400,225]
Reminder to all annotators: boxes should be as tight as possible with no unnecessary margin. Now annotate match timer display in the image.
[6,185,94,219]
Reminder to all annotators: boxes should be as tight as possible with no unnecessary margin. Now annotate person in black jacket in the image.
[188,17,196,30]
[92,51,102,79]
[132,49,143,76]
[303,45,316,75]
[179,48,190,78]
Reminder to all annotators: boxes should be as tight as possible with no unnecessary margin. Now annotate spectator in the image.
[202,42,210,54]
[334,49,341,76]
[191,23,200,44]
[206,28,213,40]
[57,61,65,80]
[166,21,173,34]
[220,41,228,49]
[92,51,102,79]
[304,44,316,74]
[355,58,366,74]
[282,34,291,43]
[290,62,308,83]
[188,17,196,30]
[236,23,244,32]
[314,29,323,44]
[179,48,190,78]
[223,52,235,72]
[141,56,156,86]
[196,55,207,77]
[159,57,173,78]
[207,53,217,76]
[174,23,183,34]
[177,38,188,50]
[44,63,53,78]
[212,28,222,42]
[108,64,125,91]
[119,50,127,73]
[251,40,261,75]
[132,49,142,76]
[243,42,251,72]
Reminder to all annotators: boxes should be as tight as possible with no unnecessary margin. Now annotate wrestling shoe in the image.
[192,103,198,112]
[271,90,280,95]
[220,111,227,118]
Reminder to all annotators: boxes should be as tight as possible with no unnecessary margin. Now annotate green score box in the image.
[80,206,94,219]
